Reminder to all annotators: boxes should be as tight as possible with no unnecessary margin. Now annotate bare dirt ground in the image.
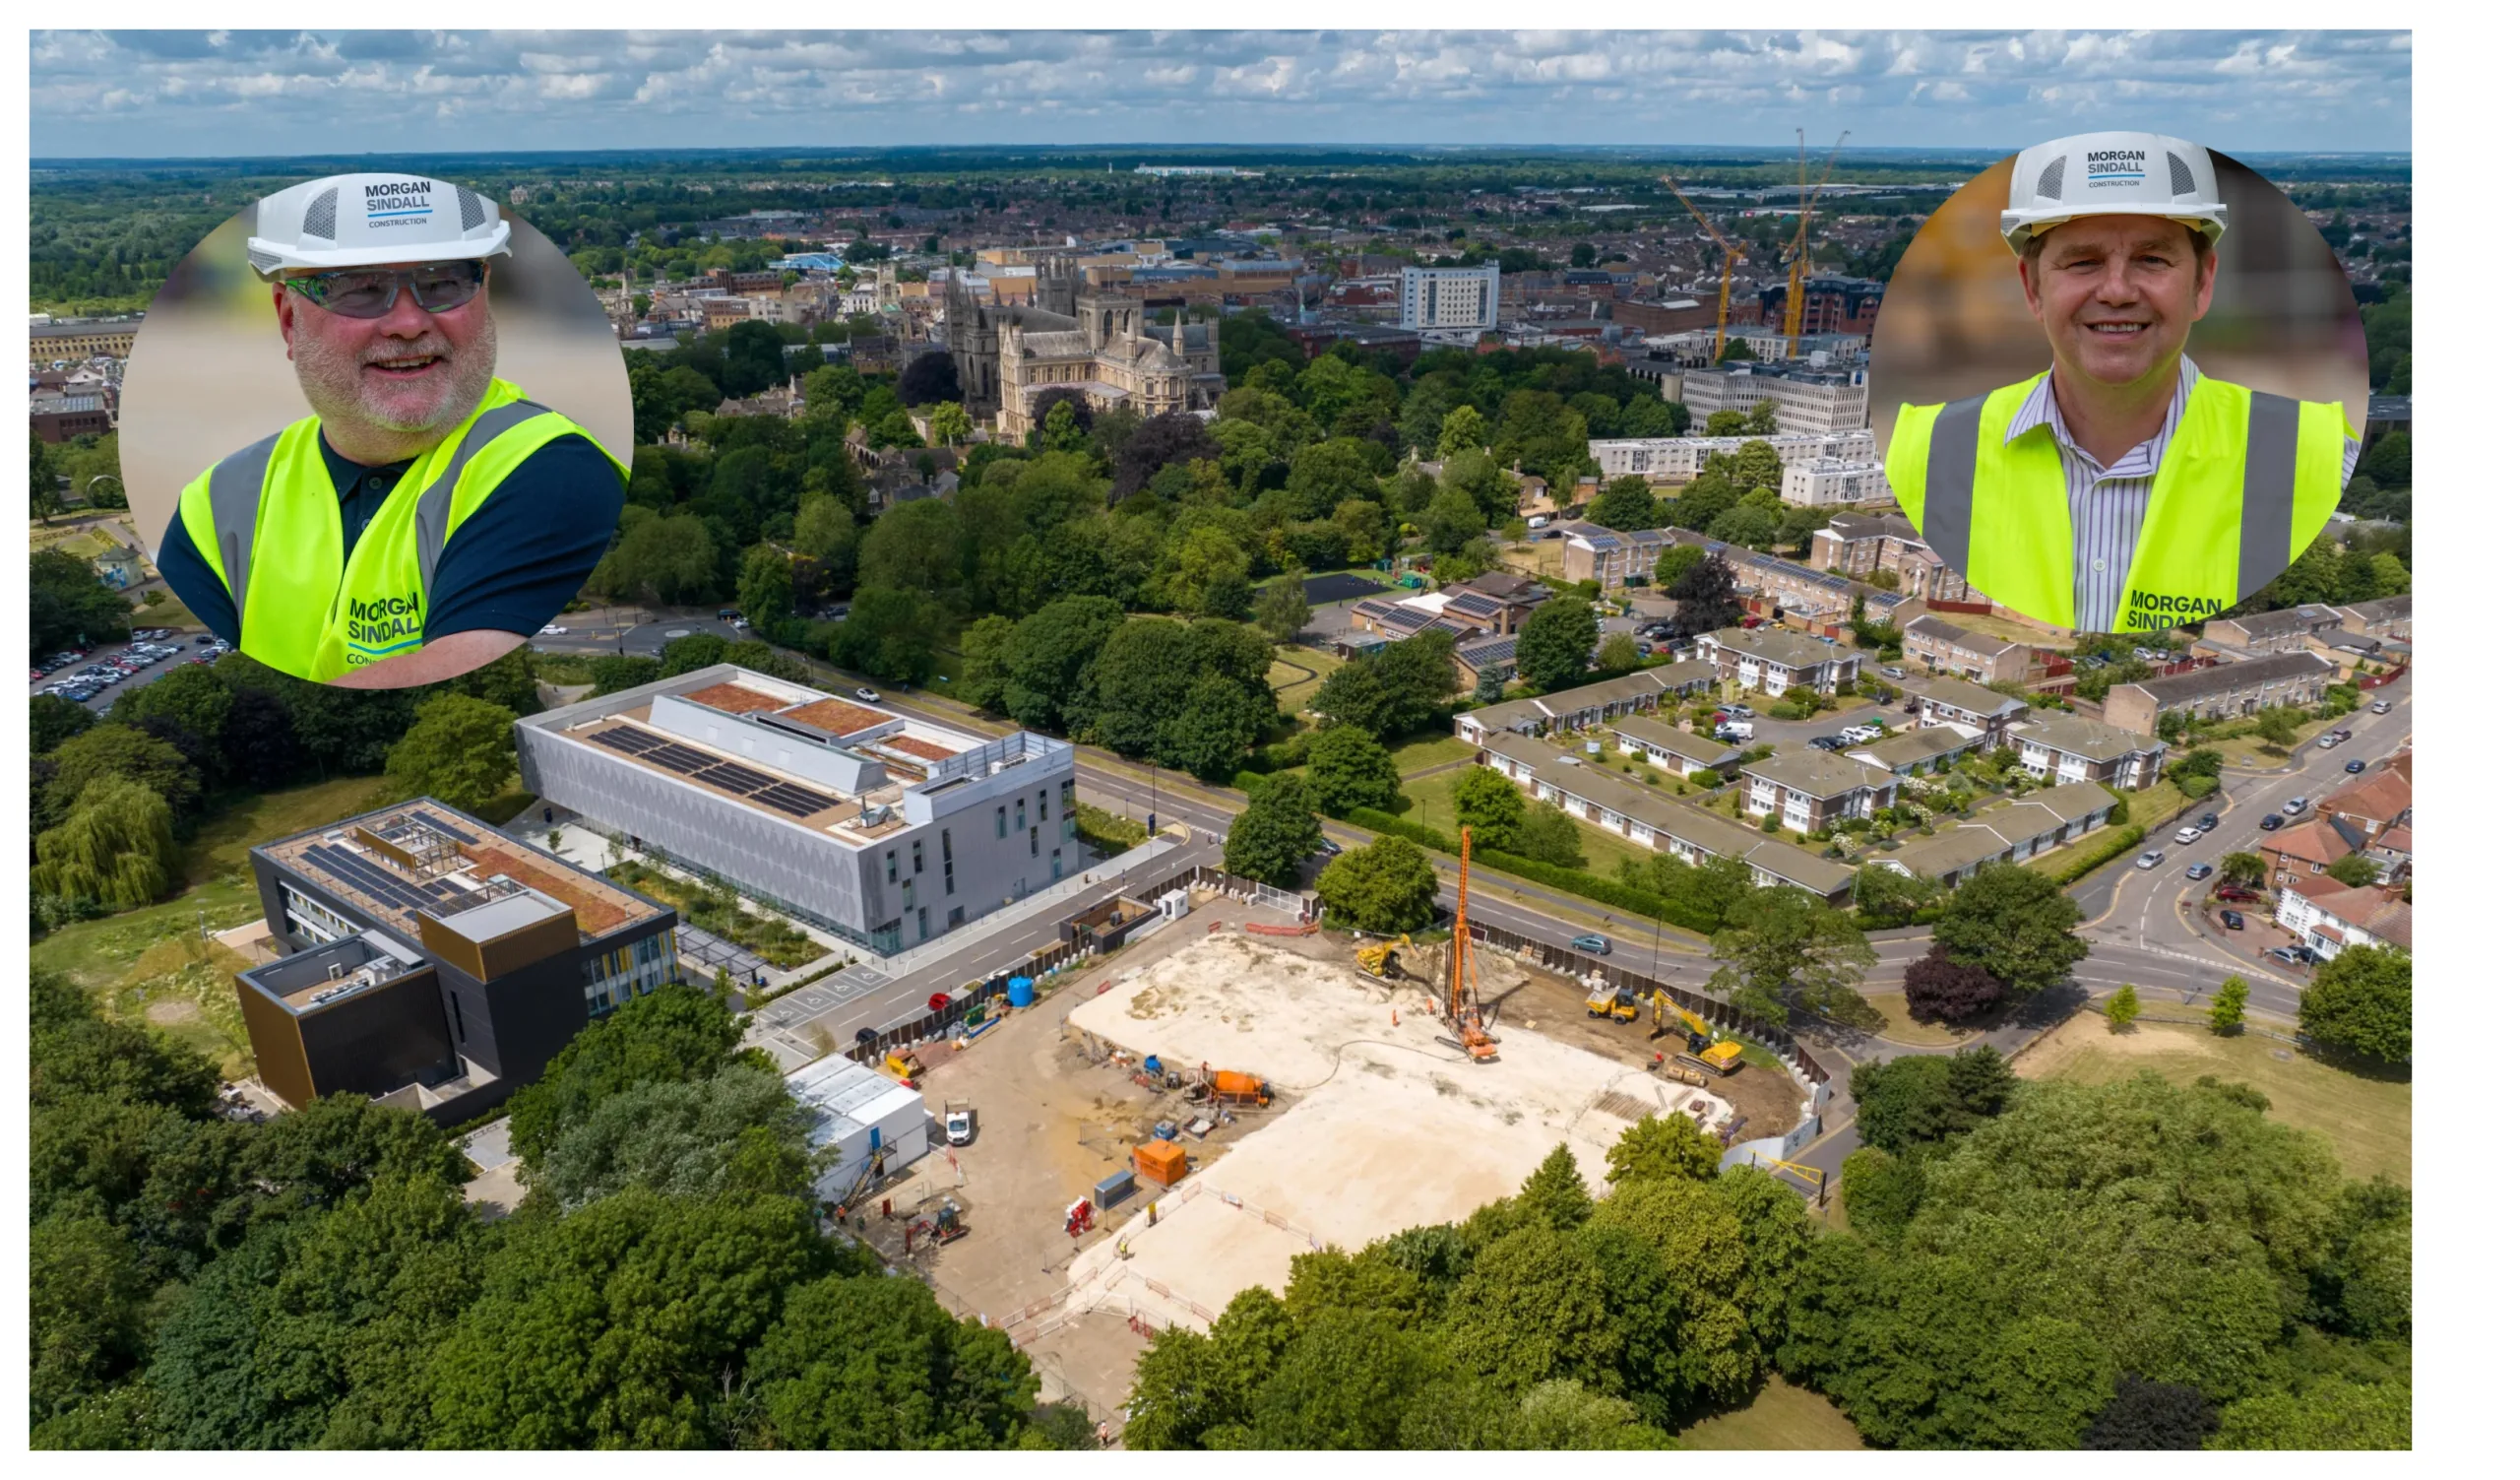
[1058,931,1734,1337]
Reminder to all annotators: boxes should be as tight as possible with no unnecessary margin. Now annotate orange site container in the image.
[1134,1140,1189,1186]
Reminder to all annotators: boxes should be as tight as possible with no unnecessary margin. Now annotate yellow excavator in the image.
[1647,992,1744,1074]
[1356,938,1419,981]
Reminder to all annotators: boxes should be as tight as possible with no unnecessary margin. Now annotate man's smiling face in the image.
[276,262,497,441]
[2021,216,2217,388]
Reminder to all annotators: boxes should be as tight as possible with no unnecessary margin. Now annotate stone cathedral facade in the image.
[944,258,1227,437]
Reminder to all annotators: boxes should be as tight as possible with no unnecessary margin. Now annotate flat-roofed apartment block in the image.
[1677,360,1870,436]
[1587,430,1877,485]
[1740,749,1902,834]
[1453,661,1725,743]
[517,665,1077,957]
[1477,732,1852,899]
[1692,626,1863,697]
[2005,713,2168,790]
[235,800,677,1125]
[1780,459,1889,508]
[1876,781,2119,889]
[2101,650,2335,736]
[1909,676,2029,742]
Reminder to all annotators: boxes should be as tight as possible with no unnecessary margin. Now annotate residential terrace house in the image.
[1693,626,1863,697]
[1739,750,1901,834]
[2101,651,2335,736]
[2005,713,2168,790]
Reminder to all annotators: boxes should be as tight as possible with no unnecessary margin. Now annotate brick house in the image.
[1910,676,2030,742]
[2260,817,2363,891]
[1606,715,1745,777]
[1901,614,2044,685]
[2276,875,2414,961]
[2006,713,2168,790]
[2197,605,2344,659]
[2336,594,2412,642]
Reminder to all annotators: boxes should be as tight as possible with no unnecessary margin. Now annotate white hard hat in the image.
[245,172,512,275]
[1998,132,2227,257]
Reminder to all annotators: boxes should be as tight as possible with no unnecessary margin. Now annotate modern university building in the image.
[516,664,1081,958]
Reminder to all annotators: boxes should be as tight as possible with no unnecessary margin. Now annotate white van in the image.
[1526,514,1550,531]
[1714,721,1755,742]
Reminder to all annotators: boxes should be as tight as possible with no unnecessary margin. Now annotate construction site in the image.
[883,861,1815,1421]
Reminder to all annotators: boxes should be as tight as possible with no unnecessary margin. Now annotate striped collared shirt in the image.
[2008,357,2362,631]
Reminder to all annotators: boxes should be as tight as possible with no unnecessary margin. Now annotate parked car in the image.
[2135,851,2167,869]
[717,609,737,620]
[854,687,882,703]
[1714,722,1754,742]
[2345,758,2366,774]
[1881,666,1907,679]
[195,633,218,645]
[944,1107,976,1146]
[2370,700,2392,715]
[2317,736,2338,749]
[2220,910,2247,932]
[2198,812,2219,831]
[1314,839,1343,858]
[1807,737,1844,750]
[2174,825,2203,845]
[1571,934,1612,956]
[2259,814,2282,830]
[1716,703,1754,719]
[2283,797,2309,815]
[2216,884,2262,903]
[730,616,750,631]
[2185,862,2213,880]
[2331,729,2351,741]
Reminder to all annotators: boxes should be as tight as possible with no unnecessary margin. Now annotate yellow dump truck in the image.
[1585,984,1640,1023]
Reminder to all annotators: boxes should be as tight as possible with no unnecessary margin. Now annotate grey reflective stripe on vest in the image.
[410,400,554,601]
[1922,394,1988,580]
[2237,391,2302,600]
[206,431,284,615]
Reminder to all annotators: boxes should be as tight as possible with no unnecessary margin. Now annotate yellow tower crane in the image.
[1661,175,1748,362]
[1781,128,1852,360]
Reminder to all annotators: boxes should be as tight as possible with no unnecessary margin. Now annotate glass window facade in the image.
[583,930,677,1014]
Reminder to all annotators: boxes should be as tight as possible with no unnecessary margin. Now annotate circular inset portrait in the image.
[1871,133,2367,635]
[121,173,632,688]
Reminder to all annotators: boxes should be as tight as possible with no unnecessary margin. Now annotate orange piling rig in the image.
[1448,826,1499,1062]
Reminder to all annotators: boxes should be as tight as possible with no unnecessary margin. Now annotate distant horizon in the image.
[32,30,2412,159]
[31,143,2417,166]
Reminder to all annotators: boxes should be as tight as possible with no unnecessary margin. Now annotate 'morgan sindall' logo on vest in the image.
[345,589,426,661]
[2084,150,2148,187]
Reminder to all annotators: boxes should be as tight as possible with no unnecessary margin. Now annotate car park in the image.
[854,687,882,703]
[2135,851,2166,869]
[1571,934,1611,955]
[2283,797,2309,815]
[2220,910,2246,932]
[2345,759,2366,774]
[2185,863,2213,880]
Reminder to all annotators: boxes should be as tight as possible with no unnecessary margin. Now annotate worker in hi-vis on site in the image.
[158,173,625,686]
[1886,133,2356,634]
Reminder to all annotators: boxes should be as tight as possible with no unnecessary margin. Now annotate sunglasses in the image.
[284,260,487,319]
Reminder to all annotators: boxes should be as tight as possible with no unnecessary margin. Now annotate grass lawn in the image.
[2015,1011,2411,1186]
[182,775,394,888]
[1674,1377,1867,1450]
[1269,647,1338,715]
[2030,782,2191,878]
[1857,991,1978,1047]
[1388,734,1478,775]
[32,876,268,1078]
[2190,736,2299,771]
[1396,771,1670,880]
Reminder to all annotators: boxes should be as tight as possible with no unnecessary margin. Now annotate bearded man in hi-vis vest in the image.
[158,173,626,686]
[1886,133,2356,635]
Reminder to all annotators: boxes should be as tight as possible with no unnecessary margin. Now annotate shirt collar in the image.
[2006,355,2199,475]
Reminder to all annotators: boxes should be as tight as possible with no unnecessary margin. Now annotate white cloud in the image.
[29,29,2411,156]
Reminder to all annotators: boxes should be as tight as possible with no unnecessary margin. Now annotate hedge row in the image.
[2051,823,2149,885]
[1338,806,1725,936]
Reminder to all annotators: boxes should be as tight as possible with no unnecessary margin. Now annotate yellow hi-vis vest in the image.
[175,378,625,682]
[1886,371,2347,633]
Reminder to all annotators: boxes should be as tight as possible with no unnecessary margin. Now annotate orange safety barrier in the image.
[1242,921,1319,937]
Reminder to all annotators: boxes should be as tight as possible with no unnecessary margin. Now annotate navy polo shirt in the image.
[158,428,625,653]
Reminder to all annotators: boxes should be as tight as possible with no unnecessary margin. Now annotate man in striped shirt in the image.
[2007,353,2361,631]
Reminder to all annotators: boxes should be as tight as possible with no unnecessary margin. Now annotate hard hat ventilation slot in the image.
[2167,153,2196,197]
[457,187,486,231]
[301,187,339,241]
[2036,157,2066,201]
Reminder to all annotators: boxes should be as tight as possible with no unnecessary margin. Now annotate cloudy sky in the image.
[31,30,2411,159]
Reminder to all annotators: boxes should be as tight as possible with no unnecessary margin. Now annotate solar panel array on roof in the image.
[645,741,720,775]
[413,814,480,845]
[1448,592,1504,618]
[755,783,837,818]
[302,844,445,916]
[695,760,783,794]
[589,727,667,756]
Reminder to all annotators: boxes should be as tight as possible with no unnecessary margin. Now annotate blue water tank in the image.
[1007,976,1035,1008]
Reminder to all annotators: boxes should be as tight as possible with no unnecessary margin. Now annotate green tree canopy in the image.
[383,692,518,813]
[1304,724,1404,814]
[1315,835,1439,933]
[1224,774,1323,887]
[1931,863,2090,994]
[2299,945,2412,1064]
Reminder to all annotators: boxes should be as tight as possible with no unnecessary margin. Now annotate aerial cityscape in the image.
[27,28,2416,1454]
